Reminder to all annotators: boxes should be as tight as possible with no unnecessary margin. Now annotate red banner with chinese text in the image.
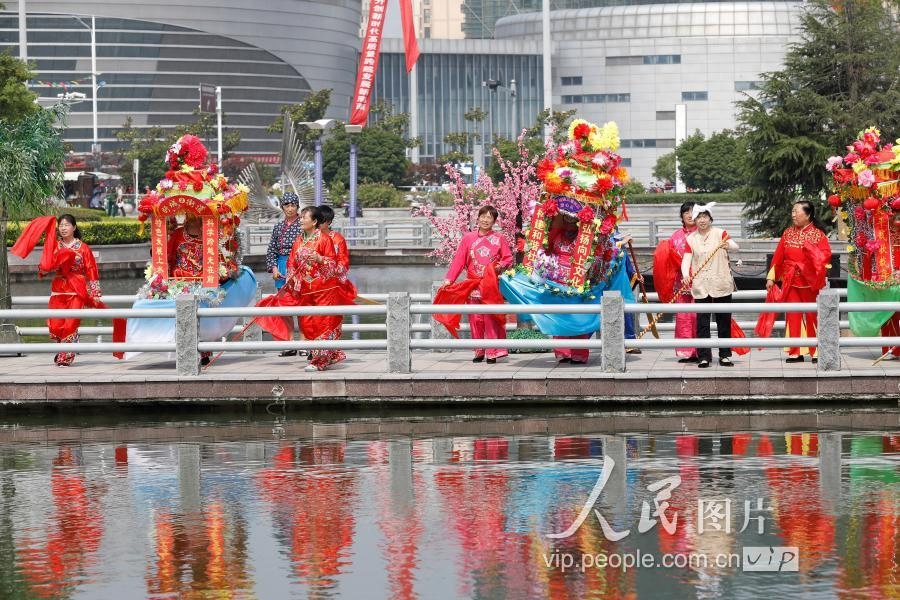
[522,206,547,269]
[349,0,387,126]
[568,225,595,288]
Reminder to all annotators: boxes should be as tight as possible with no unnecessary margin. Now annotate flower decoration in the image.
[827,126,900,285]
[537,119,628,212]
[577,206,595,224]
[542,198,559,217]
[167,134,207,170]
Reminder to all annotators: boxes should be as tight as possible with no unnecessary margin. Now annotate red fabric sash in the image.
[731,319,750,355]
[755,285,782,339]
[434,267,504,338]
[652,240,676,303]
[10,216,58,273]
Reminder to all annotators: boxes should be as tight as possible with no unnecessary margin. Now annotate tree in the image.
[268,88,332,148]
[115,111,241,192]
[653,152,676,186]
[0,105,69,309]
[737,0,900,235]
[321,126,410,188]
[675,130,746,192]
[486,107,577,181]
[0,51,38,124]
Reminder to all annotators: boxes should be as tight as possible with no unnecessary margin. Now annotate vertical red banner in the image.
[522,207,548,269]
[151,217,168,279]
[349,0,388,126]
[202,216,219,287]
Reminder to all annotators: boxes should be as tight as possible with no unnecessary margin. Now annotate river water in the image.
[0,413,896,599]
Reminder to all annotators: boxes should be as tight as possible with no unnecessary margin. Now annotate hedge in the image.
[6,219,150,246]
[14,206,107,222]
[625,191,747,205]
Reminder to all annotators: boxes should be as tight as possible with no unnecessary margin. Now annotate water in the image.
[0,413,895,599]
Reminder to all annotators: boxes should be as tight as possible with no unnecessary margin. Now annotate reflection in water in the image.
[258,442,357,596]
[0,427,896,599]
[16,447,105,599]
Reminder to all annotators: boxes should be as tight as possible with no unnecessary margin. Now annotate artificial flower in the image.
[857,170,876,187]
[825,156,843,171]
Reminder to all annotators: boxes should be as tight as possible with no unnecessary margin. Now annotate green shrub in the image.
[507,327,550,353]
[626,190,748,205]
[13,205,106,222]
[357,182,406,208]
[428,190,454,207]
[6,218,150,246]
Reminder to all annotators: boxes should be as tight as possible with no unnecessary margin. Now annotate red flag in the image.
[399,0,420,72]
[349,0,388,126]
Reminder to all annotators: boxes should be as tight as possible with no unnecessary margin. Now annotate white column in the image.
[409,63,419,164]
[542,0,552,121]
[216,86,223,164]
[91,16,99,158]
[18,0,27,60]
[674,103,686,193]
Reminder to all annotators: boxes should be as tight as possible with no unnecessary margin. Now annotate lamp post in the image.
[296,119,336,206]
[74,16,101,169]
[344,124,363,243]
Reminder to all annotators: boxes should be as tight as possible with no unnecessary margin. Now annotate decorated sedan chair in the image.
[123,135,257,360]
[499,119,636,336]
[826,127,900,356]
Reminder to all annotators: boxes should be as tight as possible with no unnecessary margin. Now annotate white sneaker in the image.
[304,365,318,372]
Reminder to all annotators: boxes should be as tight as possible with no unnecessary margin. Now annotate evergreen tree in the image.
[675,130,746,192]
[737,0,900,236]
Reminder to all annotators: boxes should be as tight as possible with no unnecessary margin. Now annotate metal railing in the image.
[242,218,754,253]
[1,288,897,376]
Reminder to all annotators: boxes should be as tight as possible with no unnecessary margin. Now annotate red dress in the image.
[438,230,513,360]
[45,239,103,365]
[764,224,832,357]
[257,230,356,370]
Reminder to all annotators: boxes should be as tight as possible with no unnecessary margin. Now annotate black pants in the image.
[696,294,732,362]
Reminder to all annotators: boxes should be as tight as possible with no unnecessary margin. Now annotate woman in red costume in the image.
[654,202,699,362]
[548,214,590,363]
[167,215,204,278]
[257,206,355,371]
[12,214,105,366]
[438,206,513,363]
[758,201,832,363]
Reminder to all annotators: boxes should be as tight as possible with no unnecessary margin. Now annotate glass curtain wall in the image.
[374,52,542,163]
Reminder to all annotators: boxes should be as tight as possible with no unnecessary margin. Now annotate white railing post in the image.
[430,282,451,352]
[387,292,411,373]
[176,294,200,376]
[601,290,625,372]
[378,222,387,246]
[243,283,263,353]
[817,288,841,371]
[648,219,658,246]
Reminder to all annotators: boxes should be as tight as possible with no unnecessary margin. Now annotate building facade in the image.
[494,1,804,185]
[1,0,361,158]
[375,38,544,164]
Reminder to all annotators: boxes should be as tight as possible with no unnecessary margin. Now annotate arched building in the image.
[0,1,361,159]
[494,1,805,185]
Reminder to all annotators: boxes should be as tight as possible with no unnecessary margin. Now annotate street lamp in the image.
[73,16,102,168]
[296,119,337,206]
[344,124,363,241]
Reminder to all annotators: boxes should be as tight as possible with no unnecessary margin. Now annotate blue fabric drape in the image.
[499,259,635,336]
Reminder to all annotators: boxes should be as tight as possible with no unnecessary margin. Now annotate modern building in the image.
[494,1,805,185]
[0,1,361,159]
[375,37,544,165]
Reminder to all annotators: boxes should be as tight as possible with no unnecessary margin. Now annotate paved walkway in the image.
[2,345,900,404]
